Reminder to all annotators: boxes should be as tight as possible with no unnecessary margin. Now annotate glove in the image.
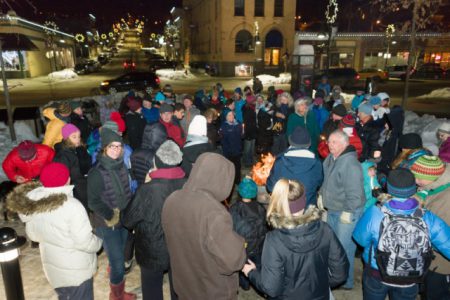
[105,208,120,227]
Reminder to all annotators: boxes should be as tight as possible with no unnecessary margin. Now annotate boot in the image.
[109,280,136,300]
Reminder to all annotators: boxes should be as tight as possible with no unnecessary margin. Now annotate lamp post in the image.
[254,21,261,76]
[0,39,16,141]
[0,227,26,300]
[384,24,395,69]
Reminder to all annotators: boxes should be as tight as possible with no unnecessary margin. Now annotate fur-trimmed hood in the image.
[6,181,72,216]
[268,205,322,229]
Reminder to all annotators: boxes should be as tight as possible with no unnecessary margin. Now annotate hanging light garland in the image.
[75,33,85,43]
[325,0,339,24]
[43,21,59,36]
[386,24,395,38]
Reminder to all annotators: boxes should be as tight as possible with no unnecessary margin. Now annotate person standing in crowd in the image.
[87,128,136,300]
[378,105,404,174]
[356,102,381,162]
[159,103,185,147]
[180,94,200,134]
[70,100,91,143]
[141,97,160,124]
[361,160,382,211]
[321,130,365,290]
[253,76,263,94]
[321,104,347,140]
[122,141,185,300]
[271,92,294,155]
[369,96,388,131]
[354,168,450,300]
[204,108,220,148]
[162,153,246,300]
[43,102,72,148]
[130,122,167,186]
[242,95,257,167]
[391,133,430,170]
[255,95,273,155]
[410,155,450,300]
[437,122,450,163]
[317,75,331,97]
[181,115,216,176]
[286,98,319,153]
[172,103,185,131]
[7,163,102,300]
[267,126,323,207]
[219,110,243,185]
[230,177,268,291]
[221,99,236,124]
[311,97,329,132]
[326,85,345,111]
[233,87,246,124]
[3,140,54,183]
[242,178,349,299]
[124,97,146,150]
[351,90,366,111]
[53,124,91,210]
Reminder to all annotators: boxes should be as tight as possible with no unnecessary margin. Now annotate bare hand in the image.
[15,175,26,183]
[242,259,256,277]
[275,112,285,119]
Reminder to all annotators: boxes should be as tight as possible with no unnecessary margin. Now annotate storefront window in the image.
[264,48,280,66]
[2,51,27,71]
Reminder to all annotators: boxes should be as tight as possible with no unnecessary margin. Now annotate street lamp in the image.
[384,24,395,68]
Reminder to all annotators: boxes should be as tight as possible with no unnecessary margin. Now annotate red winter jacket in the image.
[318,128,363,159]
[2,144,55,182]
[160,120,185,147]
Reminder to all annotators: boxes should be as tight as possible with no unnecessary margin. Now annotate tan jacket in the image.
[42,107,65,149]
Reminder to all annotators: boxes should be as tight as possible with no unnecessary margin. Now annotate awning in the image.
[0,33,39,51]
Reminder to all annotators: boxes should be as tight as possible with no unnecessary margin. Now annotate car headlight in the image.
[101,81,109,86]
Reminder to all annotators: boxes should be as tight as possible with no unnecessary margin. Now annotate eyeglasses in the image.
[108,144,123,150]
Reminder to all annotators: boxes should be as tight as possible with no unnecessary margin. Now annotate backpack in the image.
[375,205,433,285]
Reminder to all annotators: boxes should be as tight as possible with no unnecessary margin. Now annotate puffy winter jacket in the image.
[266,148,323,207]
[130,122,167,185]
[286,111,320,153]
[2,144,55,182]
[42,107,67,148]
[219,121,243,157]
[353,198,450,271]
[356,120,381,162]
[6,182,102,288]
[318,127,363,159]
[248,206,349,300]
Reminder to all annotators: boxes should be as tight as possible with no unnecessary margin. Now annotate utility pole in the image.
[0,39,17,142]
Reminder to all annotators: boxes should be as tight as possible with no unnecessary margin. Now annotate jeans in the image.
[326,208,362,289]
[55,278,93,300]
[140,266,177,300]
[363,269,418,300]
[425,270,450,300]
[271,135,288,156]
[96,226,128,284]
[242,139,255,167]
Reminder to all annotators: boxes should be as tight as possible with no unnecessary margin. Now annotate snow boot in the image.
[109,280,136,300]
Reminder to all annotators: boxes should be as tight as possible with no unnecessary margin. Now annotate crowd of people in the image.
[2,76,450,300]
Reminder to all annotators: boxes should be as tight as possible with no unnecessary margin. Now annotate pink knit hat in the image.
[61,123,80,139]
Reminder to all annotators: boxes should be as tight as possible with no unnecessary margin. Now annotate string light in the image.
[325,0,338,24]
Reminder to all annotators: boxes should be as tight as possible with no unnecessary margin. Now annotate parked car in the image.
[386,65,409,79]
[75,60,100,74]
[358,68,389,81]
[123,59,136,71]
[409,63,446,80]
[149,58,177,72]
[100,72,160,94]
[98,54,110,65]
[74,63,89,75]
[314,68,360,89]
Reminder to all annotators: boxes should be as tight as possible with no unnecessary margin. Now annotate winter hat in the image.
[340,114,356,128]
[57,102,71,115]
[438,122,450,134]
[17,140,37,161]
[238,177,258,199]
[40,162,70,188]
[332,104,347,117]
[275,89,284,95]
[411,155,445,182]
[127,97,142,112]
[369,96,381,106]
[110,112,126,133]
[358,103,373,115]
[188,115,207,137]
[163,84,173,93]
[377,92,390,101]
[234,87,243,96]
[387,168,417,199]
[313,97,324,106]
[288,126,311,148]
[289,194,307,214]
[70,100,82,110]
[101,128,123,148]
[61,123,80,139]
[155,140,183,168]
[159,103,174,114]
[102,121,118,133]
[399,133,422,149]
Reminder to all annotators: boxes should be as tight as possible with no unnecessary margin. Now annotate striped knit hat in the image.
[340,114,356,128]
[387,168,417,199]
[411,155,445,181]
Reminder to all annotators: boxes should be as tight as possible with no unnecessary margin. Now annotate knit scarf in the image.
[98,155,128,209]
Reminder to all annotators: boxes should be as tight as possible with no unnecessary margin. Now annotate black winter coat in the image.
[70,113,91,143]
[230,200,268,256]
[181,142,217,177]
[356,119,381,162]
[256,110,273,154]
[125,111,147,150]
[243,105,257,140]
[321,118,339,139]
[130,122,167,185]
[248,207,349,300]
[122,175,186,271]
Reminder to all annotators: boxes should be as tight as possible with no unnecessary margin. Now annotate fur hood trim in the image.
[268,205,322,229]
[6,181,68,215]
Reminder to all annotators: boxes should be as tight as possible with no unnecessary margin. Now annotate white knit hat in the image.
[438,121,450,134]
[188,115,207,137]
[377,92,390,101]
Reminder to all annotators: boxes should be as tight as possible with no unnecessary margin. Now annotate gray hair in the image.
[330,130,349,146]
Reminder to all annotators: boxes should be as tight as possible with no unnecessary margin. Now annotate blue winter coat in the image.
[351,95,365,111]
[142,107,160,124]
[234,99,246,124]
[361,161,381,211]
[219,121,243,157]
[266,148,323,207]
[312,106,330,132]
[353,198,450,270]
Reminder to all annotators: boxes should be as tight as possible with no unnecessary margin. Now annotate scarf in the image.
[99,155,128,209]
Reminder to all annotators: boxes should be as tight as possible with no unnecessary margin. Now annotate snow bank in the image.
[246,73,292,86]
[156,69,197,80]
[48,69,78,80]
[416,87,450,99]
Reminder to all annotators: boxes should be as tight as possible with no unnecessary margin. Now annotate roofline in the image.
[295,31,449,40]
[0,15,74,39]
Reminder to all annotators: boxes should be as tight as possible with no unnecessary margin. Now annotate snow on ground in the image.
[47,69,78,80]
[156,69,197,80]
[246,73,292,86]
[416,87,450,99]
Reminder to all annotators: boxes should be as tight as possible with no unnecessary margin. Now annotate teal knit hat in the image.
[238,177,258,199]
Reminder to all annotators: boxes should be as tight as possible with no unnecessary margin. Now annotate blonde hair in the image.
[276,92,294,108]
[204,108,218,121]
[267,179,304,218]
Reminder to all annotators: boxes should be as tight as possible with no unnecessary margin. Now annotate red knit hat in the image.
[17,140,37,161]
[40,162,70,187]
[275,89,284,95]
[340,114,356,128]
[110,112,126,133]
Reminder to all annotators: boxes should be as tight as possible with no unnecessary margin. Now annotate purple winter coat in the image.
[439,138,450,163]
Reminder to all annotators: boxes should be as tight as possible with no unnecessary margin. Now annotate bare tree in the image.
[371,0,443,108]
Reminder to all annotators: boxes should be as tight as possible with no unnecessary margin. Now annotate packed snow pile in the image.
[48,69,78,80]
[246,73,292,86]
[156,69,197,80]
[416,88,450,99]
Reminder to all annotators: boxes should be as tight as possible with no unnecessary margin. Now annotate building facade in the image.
[180,0,296,76]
